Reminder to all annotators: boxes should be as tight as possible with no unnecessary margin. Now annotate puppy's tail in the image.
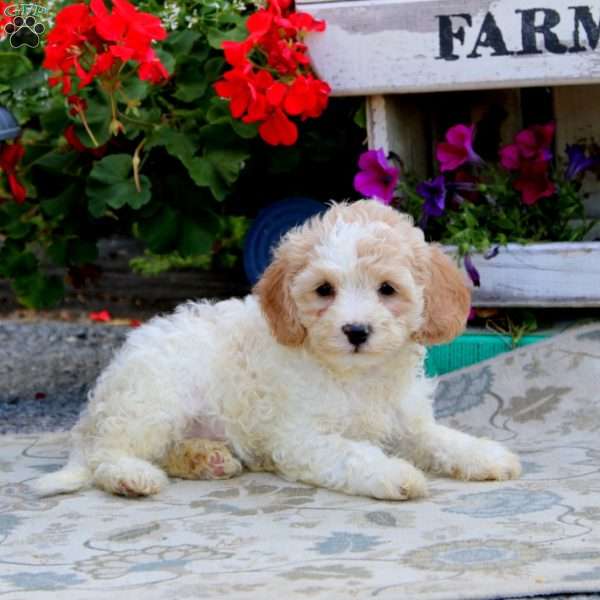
[32,450,92,497]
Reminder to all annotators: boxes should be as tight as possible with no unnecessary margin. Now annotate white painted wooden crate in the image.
[299,0,600,306]
[445,243,600,307]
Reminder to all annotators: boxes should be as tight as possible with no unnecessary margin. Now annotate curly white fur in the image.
[34,200,520,500]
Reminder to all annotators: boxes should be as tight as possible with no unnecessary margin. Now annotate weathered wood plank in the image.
[367,95,429,177]
[445,242,600,307]
[0,239,250,316]
[301,0,600,95]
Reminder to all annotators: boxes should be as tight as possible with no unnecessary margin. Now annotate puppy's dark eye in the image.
[316,282,334,297]
[378,282,396,296]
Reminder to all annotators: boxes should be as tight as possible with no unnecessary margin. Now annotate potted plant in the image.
[353,121,600,309]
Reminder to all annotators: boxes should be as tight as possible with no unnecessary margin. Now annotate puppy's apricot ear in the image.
[414,246,471,346]
[254,254,306,346]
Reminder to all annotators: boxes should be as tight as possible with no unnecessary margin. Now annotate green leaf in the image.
[146,126,197,162]
[204,56,225,84]
[127,175,152,209]
[181,147,248,201]
[0,52,32,80]
[33,150,79,174]
[89,154,132,184]
[136,204,181,253]
[206,98,230,124]
[0,203,33,240]
[86,154,152,215]
[39,104,71,139]
[165,30,202,56]
[40,185,78,218]
[206,22,247,49]
[173,58,208,102]
[0,242,37,278]
[353,101,366,129]
[230,119,258,139]
[155,49,176,76]
[11,69,46,92]
[13,272,64,309]
[178,219,216,256]
[183,155,216,187]
[119,77,150,102]
[206,148,249,186]
[47,239,69,266]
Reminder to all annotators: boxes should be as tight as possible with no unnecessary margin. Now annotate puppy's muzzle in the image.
[341,323,372,348]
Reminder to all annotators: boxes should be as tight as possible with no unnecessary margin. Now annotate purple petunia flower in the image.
[565,145,600,181]
[353,149,400,205]
[417,175,447,218]
[484,245,500,260]
[464,254,480,287]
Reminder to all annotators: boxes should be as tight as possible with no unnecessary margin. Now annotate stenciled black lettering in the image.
[570,6,600,52]
[517,8,568,55]
[436,13,472,61]
[467,12,513,58]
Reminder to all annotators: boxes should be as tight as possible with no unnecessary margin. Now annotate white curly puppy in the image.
[34,200,520,500]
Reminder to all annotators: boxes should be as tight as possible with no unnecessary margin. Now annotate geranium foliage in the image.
[0,0,358,309]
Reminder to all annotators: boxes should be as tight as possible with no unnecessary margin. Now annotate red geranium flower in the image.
[137,48,169,84]
[214,0,329,146]
[284,75,330,119]
[0,141,26,204]
[259,109,298,146]
[0,1,12,39]
[43,0,168,96]
[89,309,112,322]
[64,125,107,158]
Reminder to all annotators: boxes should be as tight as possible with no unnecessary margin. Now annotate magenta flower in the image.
[499,144,521,170]
[436,124,481,172]
[353,149,400,204]
[514,160,555,205]
[500,123,555,171]
[515,123,555,162]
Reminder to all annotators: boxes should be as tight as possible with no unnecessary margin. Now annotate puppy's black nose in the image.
[342,323,371,347]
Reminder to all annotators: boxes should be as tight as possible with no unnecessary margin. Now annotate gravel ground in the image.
[0,320,128,434]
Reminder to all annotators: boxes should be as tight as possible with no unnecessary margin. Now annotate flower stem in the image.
[77,109,99,147]
[132,138,146,193]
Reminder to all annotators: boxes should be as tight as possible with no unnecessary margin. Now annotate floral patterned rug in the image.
[1,324,600,599]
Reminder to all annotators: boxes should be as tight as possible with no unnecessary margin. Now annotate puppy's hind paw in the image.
[94,457,168,497]
[163,438,243,480]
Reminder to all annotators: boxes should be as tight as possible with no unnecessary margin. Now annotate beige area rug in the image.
[1,324,600,600]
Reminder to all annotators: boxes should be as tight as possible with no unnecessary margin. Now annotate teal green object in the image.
[425,331,551,377]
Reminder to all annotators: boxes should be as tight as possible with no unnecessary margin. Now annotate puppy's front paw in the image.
[367,459,428,501]
[450,440,521,482]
